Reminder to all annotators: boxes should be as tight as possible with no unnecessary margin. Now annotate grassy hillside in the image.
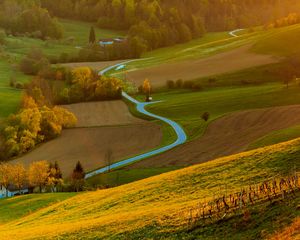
[0,61,28,121]
[109,30,260,76]
[252,24,300,56]
[0,19,125,120]
[0,193,77,225]
[60,19,125,47]
[0,138,299,239]
[248,124,300,150]
[143,83,300,140]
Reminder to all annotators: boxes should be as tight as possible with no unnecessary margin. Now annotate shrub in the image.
[201,112,210,122]
[176,79,183,88]
[191,82,203,90]
[15,82,24,89]
[166,80,175,89]
[9,76,16,88]
[0,30,6,45]
[19,48,50,75]
[183,80,194,89]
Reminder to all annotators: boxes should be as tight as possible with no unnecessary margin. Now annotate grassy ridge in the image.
[0,19,125,119]
[0,193,77,225]
[0,138,300,239]
[248,124,300,150]
[0,61,28,121]
[145,83,300,140]
[110,30,261,77]
[252,23,300,56]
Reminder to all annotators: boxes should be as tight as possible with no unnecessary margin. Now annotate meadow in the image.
[144,83,300,141]
[0,138,299,239]
[0,193,77,225]
[0,19,125,120]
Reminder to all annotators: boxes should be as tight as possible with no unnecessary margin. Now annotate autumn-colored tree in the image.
[21,95,38,109]
[47,161,63,192]
[3,95,76,158]
[10,163,27,194]
[142,79,151,101]
[0,163,13,197]
[28,161,50,193]
[95,76,123,100]
[71,67,95,99]
[71,161,85,192]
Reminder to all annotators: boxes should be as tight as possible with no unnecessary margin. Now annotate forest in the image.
[41,0,300,50]
[1,0,300,54]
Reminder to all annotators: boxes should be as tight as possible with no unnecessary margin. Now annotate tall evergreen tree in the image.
[89,26,96,44]
[71,161,85,192]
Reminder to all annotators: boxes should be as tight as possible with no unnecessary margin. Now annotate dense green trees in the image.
[41,0,300,51]
[89,27,96,44]
[0,0,63,39]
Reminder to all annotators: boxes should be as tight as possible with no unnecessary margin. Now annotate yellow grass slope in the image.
[2,138,300,239]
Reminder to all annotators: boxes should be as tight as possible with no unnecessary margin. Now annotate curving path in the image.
[85,61,187,179]
[229,29,244,37]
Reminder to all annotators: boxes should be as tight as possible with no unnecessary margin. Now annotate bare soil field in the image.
[126,45,279,87]
[62,100,143,127]
[128,105,300,169]
[11,100,162,177]
[12,123,162,177]
[61,60,123,70]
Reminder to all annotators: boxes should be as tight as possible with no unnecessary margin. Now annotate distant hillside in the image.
[253,24,300,56]
[1,137,300,239]
[41,0,300,51]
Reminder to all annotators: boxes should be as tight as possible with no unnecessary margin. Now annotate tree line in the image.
[0,0,63,39]
[0,160,86,197]
[41,0,300,51]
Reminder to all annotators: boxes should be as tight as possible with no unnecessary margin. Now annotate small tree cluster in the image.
[0,161,63,196]
[20,48,50,75]
[266,13,300,29]
[57,67,124,104]
[3,95,77,158]
[166,79,203,91]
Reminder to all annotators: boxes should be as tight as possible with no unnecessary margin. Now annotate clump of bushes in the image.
[166,79,203,90]
[57,67,124,104]
[0,30,6,45]
[2,94,77,158]
[19,48,50,75]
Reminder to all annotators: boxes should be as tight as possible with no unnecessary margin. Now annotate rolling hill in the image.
[0,137,299,239]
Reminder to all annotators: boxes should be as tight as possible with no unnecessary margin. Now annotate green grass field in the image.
[87,167,179,187]
[0,19,126,120]
[60,19,126,47]
[0,60,29,121]
[248,124,300,150]
[0,193,77,225]
[143,83,300,140]
[109,29,262,77]
[252,23,300,56]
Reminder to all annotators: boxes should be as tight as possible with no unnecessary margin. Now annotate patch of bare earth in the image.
[127,45,279,87]
[128,105,300,169]
[60,60,123,70]
[12,101,162,177]
[62,100,144,127]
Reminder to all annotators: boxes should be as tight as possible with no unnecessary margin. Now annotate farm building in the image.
[99,37,126,47]
[0,185,29,199]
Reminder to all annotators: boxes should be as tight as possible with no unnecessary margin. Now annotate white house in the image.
[0,185,29,199]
